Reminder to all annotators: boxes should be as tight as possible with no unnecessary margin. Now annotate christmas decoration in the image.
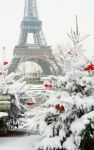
[55,104,65,111]
[26,101,35,106]
[0,72,3,75]
[15,17,94,150]
[44,83,53,90]
[44,83,48,89]
[84,64,94,71]
[3,61,8,65]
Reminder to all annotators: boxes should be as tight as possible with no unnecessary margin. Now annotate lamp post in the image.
[2,47,5,63]
[2,47,6,78]
[2,47,8,78]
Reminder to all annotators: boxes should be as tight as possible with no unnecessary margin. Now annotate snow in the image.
[63,135,77,150]
[0,71,94,150]
[0,135,41,150]
[34,136,62,150]
[0,112,8,118]
[0,29,94,150]
[71,111,94,135]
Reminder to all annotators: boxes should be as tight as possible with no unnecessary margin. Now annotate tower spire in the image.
[18,0,47,46]
[24,0,39,19]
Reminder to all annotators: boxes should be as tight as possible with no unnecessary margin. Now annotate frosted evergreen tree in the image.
[55,16,90,75]
[0,72,36,131]
[20,17,94,150]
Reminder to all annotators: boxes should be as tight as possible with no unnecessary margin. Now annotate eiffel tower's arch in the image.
[9,53,56,75]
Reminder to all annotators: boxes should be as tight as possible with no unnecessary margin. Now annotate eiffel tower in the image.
[8,0,60,75]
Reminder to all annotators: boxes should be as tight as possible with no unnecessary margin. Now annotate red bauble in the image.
[44,84,48,88]
[84,67,89,71]
[84,64,94,71]
[26,101,34,106]
[44,83,53,90]
[0,72,3,75]
[55,104,60,109]
[48,84,52,88]
[3,61,8,65]
[55,104,65,111]
[60,105,65,111]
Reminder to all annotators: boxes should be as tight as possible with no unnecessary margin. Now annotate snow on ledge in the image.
[0,112,8,118]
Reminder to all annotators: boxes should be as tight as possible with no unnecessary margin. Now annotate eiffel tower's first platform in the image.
[8,0,61,75]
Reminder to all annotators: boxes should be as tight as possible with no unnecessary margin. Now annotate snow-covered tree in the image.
[19,17,94,150]
[55,16,90,75]
[21,68,94,149]
[0,72,38,131]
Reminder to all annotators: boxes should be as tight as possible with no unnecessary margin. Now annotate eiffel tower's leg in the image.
[33,33,38,45]
[18,30,28,45]
[34,32,41,45]
[8,58,21,74]
[38,60,54,75]
[39,30,47,45]
[34,30,47,45]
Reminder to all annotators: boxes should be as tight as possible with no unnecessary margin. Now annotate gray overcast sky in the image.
[0,0,94,63]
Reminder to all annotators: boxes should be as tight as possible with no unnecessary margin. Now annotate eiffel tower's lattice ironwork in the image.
[8,0,61,75]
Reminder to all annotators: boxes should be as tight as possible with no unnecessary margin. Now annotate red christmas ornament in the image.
[44,83,53,90]
[0,72,5,76]
[67,49,74,56]
[0,72,3,75]
[3,61,8,65]
[84,64,94,71]
[55,104,60,110]
[26,101,34,106]
[90,64,94,70]
[68,51,72,55]
[44,84,48,88]
[60,105,65,111]
[55,104,65,111]
[84,67,89,71]
[48,84,52,88]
